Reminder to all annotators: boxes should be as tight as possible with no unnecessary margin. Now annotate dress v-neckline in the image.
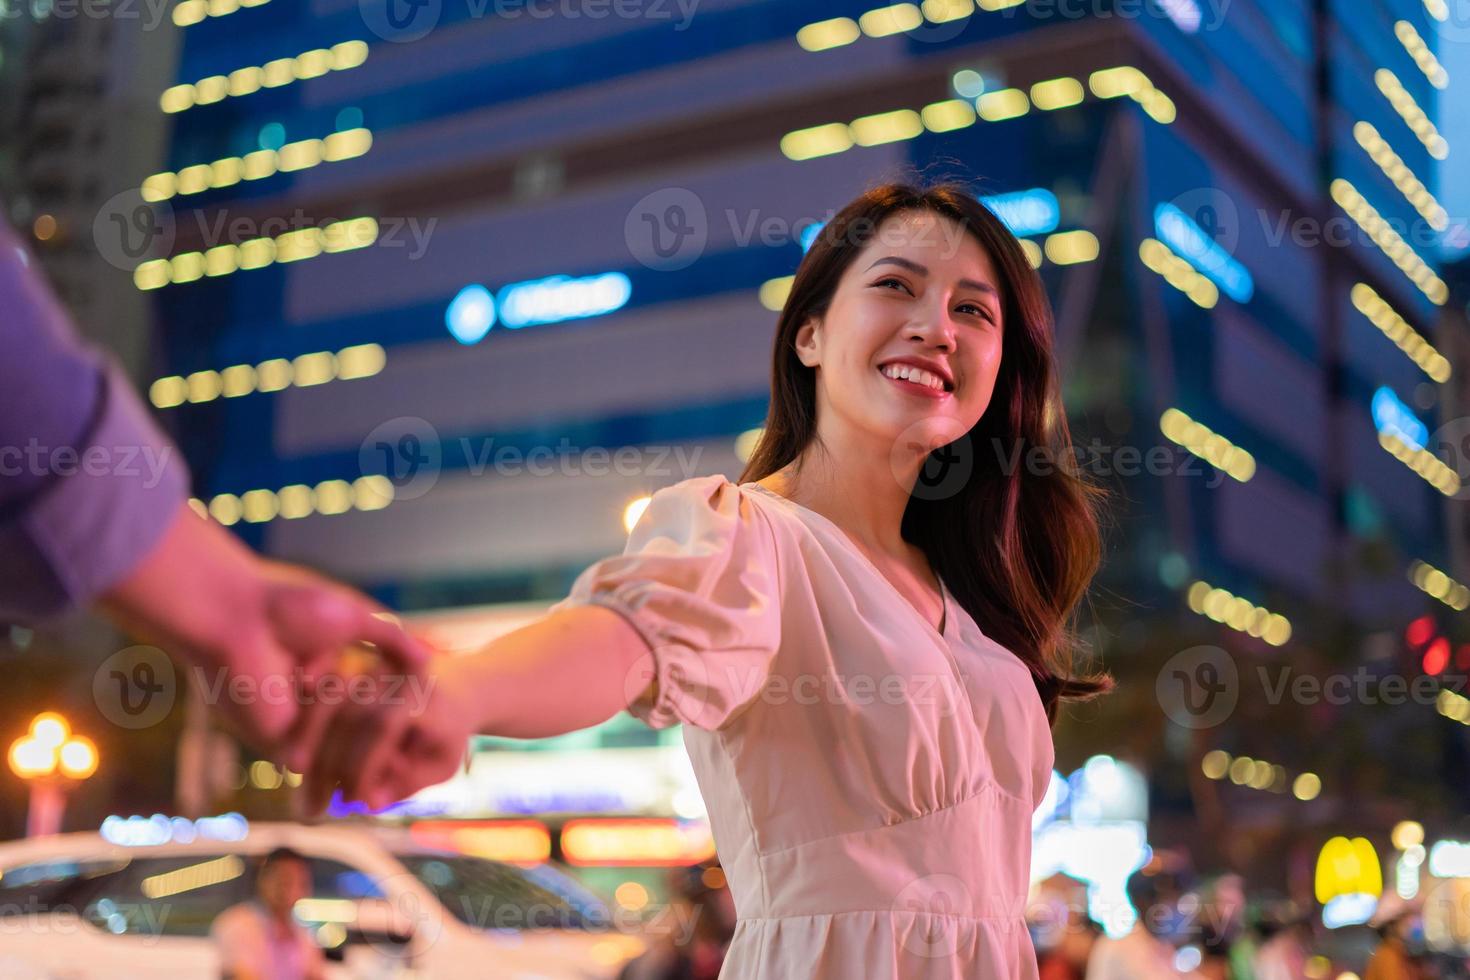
[744,482,952,641]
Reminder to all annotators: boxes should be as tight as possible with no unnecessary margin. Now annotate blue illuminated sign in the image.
[446,284,496,345]
[1372,387,1428,450]
[1154,203,1254,302]
[799,222,823,252]
[498,272,631,329]
[796,191,1057,253]
[982,189,1061,238]
[1157,0,1202,32]
[101,812,249,847]
[447,273,632,342]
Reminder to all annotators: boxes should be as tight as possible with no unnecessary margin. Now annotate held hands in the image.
[99,503,435,771]
[101,506,657,813]
[295,648,486,815]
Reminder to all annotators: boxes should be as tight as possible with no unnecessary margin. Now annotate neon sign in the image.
[1154,202,1254,302]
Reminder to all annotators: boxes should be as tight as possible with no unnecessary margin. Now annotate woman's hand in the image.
[296,648,484,815]
[296,604,657,814]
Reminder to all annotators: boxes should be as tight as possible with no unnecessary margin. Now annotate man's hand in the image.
[98,503,430,759]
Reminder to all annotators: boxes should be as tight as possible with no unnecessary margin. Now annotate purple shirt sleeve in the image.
[0,216,191,623]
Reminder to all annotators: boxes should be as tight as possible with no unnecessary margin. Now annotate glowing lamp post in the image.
[8,712,99,837]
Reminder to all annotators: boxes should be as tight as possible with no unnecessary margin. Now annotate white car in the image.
[0,821,644,979]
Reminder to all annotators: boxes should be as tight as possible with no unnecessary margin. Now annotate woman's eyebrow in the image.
[865,255,998,297]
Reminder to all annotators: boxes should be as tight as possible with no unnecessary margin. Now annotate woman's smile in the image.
[877,363,954,400]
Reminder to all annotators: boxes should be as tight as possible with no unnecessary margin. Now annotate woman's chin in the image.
[873,412,971,461]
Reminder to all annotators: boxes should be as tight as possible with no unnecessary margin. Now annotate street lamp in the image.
[8,712,100,836]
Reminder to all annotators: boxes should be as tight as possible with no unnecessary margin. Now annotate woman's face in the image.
[796,210,1005,460]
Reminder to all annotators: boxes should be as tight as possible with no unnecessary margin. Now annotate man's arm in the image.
[0,216,190,622]
[0,215,429,754]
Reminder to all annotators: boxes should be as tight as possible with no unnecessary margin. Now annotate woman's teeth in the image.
[879,363,949,392]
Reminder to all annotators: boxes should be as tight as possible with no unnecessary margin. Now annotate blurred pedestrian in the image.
[1200,873,1250,980]
[210,847,326,980]
[1039,917,1102,980]
[1253,903,1313,980]
[1366,896,1428,980]
[1087,866,1204,980]
[0,216,428,773]
[619,865,733,980]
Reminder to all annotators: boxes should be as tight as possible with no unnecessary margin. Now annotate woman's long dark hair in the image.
[738,179,1112,723]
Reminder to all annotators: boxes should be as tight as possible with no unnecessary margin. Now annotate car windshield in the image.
[393,853,608,931]
[0,859,131,917]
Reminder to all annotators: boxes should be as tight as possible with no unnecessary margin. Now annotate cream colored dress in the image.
[549,474,1055,978]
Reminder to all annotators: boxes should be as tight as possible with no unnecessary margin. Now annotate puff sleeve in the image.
[546,474,783,731]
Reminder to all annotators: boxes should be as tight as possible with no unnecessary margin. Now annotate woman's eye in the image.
[873,277,911,293]
[957,303,992,321]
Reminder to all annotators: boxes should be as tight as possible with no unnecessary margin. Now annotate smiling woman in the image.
[308,179,1112,980]
[744,180,1110,718]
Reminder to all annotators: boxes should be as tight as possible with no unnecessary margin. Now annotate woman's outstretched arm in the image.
[450,604,656,739]
[296,604,656,812]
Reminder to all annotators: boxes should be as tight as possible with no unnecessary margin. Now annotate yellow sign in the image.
[1316,836,1383,903]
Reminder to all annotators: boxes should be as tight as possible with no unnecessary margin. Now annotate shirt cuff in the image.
[0,361,191,622]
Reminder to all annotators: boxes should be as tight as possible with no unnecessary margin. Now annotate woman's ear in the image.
[793,316,822,368]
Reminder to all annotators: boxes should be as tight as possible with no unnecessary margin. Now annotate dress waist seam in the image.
[735,909,1027,923]
[754,778,1026,858]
